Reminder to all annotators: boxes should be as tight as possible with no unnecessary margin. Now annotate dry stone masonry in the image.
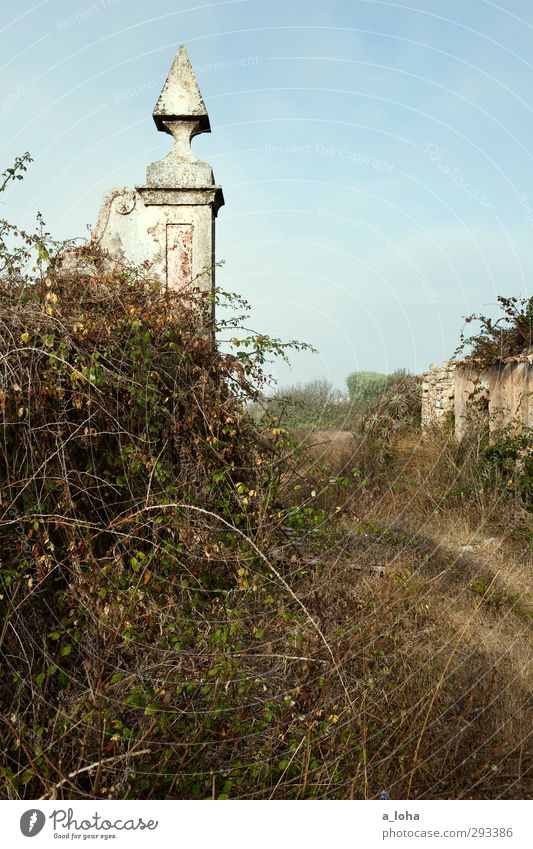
[421,362,456,429]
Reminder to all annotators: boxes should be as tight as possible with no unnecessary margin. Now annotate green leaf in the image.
[144,703,162,716]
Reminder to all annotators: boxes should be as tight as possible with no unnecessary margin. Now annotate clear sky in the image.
[2,0,533,390]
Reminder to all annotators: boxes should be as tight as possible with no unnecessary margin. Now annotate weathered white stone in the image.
[421,359,456,431]
[153,44,210,133]
[58,45,223,294]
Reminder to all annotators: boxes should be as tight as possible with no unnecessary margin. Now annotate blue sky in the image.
[2,0,533,389]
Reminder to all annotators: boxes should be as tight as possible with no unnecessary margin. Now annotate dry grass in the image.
[275,410,533,799]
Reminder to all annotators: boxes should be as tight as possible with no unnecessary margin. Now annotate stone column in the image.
[63,45,224,293]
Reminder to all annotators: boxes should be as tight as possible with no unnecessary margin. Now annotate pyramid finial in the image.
[153,44,210,135]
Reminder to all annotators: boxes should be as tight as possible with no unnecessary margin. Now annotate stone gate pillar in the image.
[70,45,224,292]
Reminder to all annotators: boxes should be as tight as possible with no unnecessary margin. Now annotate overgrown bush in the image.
[457,295,533,366]
[357,374,422,470]
[0,156,313,798]
[483,425,533,506]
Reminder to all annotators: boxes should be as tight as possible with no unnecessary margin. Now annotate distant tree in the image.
[263,378,348,428]
[273,377,344,408]
[346,369,407,408]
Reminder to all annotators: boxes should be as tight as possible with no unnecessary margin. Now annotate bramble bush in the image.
[457,295,533,366]
[0,156,322,798]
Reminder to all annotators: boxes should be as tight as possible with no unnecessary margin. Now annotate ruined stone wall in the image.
[453,364,486,439]
[455,360,533,438]
[423,358,533,438]
[486,361,533,432]
[421,361,456,429]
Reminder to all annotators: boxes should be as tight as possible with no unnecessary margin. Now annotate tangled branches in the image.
[0,257,298,797]
[457,295,533,366]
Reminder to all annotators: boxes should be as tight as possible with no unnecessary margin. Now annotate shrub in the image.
[360,374,422,459]
[457,295,533,366]
[0,156,315,798]
[483,425,533,506]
